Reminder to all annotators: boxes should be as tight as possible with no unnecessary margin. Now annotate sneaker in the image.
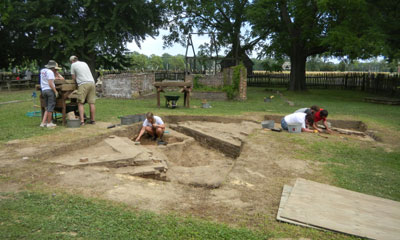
[46,122,57,128]
[40,123,47,127]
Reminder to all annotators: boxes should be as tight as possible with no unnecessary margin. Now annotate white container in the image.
[287,124,302,133]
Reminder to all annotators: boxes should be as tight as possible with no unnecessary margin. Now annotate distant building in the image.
[282,61,291,70]
[220,50,254,74]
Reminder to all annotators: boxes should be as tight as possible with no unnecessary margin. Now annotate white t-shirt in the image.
[284,112,306,129]
[142,116,164,127]
[71,61,94,86]
[40,68,55,91]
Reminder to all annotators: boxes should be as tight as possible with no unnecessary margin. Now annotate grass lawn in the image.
[0,191,268,240]
[0,87,399,239]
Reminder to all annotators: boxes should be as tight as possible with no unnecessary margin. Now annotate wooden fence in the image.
[0,73,72,91]
[247,72,400,96]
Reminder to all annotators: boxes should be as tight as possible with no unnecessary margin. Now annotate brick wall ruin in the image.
[100,66,246,100]
[190,67,246,101]
[101,72,155,99]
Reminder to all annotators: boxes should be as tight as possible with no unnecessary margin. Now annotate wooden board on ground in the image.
[276,185,323,230]
[364,97,400,105]
[279,178,400,240]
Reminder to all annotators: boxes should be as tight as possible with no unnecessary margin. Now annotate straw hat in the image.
[45,60,62,70]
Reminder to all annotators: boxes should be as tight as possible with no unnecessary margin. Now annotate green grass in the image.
[0,191,268,240]
[1,87,400,141]
[297,140,400,201]
[1,87,399,239]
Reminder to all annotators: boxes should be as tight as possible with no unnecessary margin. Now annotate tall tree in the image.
[164,0,263,67]
[249,0,382,91]
[1,0,165,73]
[369,0,400,61]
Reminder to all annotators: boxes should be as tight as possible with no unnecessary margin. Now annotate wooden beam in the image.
[153,81,192,87]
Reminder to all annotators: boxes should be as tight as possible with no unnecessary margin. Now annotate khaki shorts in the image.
[77,83,96,104]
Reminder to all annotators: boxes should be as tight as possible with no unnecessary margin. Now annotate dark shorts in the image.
[42,90,55,112]
[281,118,288,130]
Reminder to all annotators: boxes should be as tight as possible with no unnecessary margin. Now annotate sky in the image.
[127,30,231,58]
[126,30,382,63]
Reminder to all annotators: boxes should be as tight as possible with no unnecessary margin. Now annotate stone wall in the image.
[102,72,155,99]
[190,66,246,101]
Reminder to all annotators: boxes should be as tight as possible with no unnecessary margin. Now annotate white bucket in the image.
[288,124,302,133]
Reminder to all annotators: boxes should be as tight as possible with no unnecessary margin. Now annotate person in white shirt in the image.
[135,112,165,142]
[39,60,61,128]
[281,112,315,133]
[69,55,96,125]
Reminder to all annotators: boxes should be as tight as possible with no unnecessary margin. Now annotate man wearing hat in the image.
[40,60,61,128]
[69,55,96,125]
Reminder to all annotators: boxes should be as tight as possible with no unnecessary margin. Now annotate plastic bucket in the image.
[261,120,274,129]
[288,124,302,133]
[67,119,81,128]
[202,103,211,108]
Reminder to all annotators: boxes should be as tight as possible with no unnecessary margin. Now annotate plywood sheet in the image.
[276,185,323,230]
[280,178,400,240]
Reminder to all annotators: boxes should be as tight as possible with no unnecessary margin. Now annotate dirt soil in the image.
[0,115,396,231]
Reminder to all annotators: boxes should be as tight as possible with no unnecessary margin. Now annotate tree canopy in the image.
[1,0,165,72]
[249,0,383,90]
[164,0,263,65]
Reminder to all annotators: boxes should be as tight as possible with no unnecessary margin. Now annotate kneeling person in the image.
[281,112,315,133]
[135,112,165,142]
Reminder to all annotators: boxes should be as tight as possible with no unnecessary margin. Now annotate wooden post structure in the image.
[153,81,192,108]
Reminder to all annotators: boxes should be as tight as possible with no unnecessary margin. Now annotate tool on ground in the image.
[271,128,282,132]
[107,124,121,129]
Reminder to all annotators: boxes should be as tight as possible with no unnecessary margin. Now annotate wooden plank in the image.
[61,84,77,91]
[277,185,325,230]
[153,81,192,87]
[280,178,400,240]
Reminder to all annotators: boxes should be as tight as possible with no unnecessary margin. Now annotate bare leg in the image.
[41,110,48,124]
[89,103,95,121]
[78,103,85,123]
[47,111,53,123]
[156,128,164,139]
[145,126,155,138]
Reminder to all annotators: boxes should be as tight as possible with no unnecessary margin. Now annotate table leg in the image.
[157,88,160,108]
[62,100,66,126]
[183,90,187,107]
[187,90,190,108]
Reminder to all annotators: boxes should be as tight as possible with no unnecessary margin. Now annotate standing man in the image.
[40,60,60,128]
[69,56,96,125]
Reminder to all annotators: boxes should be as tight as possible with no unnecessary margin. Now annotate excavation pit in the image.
[45,115,375,190]
[47,119,260,188]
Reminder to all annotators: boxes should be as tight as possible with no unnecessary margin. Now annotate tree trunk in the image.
[87,52,97,82]
[288,46,307,91]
